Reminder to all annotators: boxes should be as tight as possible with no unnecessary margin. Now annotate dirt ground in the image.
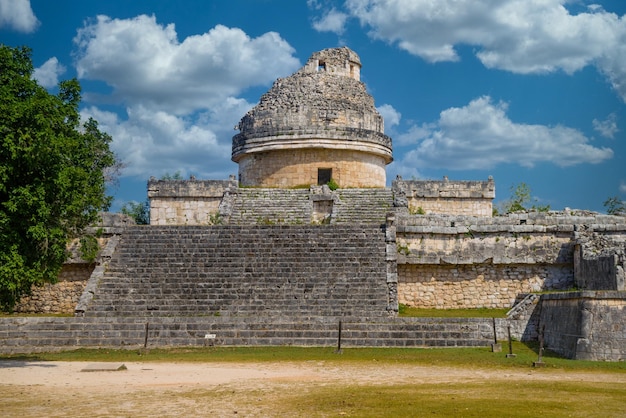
[2,360,625,417]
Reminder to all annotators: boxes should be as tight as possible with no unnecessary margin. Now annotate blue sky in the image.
[2,0,625,213]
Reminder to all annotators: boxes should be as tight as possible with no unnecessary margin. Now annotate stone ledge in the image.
[540,290,626,300]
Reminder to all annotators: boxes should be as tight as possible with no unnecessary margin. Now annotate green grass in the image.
[0,312,73,317]
[272,381,626,417]
[3,345,625,417]
[4,378,624,417]
[398,304,509,318]
[3,343,625,373]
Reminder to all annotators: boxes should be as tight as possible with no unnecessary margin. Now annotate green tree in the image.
[121,200,150,225]
[603,196,625,216]
[0,45,118,310]
[498,182,550,214]
[160,171,184,180]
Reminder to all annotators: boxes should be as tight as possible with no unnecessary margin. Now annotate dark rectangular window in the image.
[318,168,332,185]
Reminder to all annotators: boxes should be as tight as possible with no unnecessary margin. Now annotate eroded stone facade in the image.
[148,178,237,225]
[540,292,626,361]
[14,265,91,314]
[393,211,625,309]
[398,264,572,309]
[237,148,387,188]
[232,47,392,188]
[394,177,495,217]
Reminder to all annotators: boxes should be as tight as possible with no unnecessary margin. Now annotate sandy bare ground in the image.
[1,360,625,417]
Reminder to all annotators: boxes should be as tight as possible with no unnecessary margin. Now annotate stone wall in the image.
[574,224,625,290]
[398,264,572,309]
[395,212,626,309]
[14,265,91,314]
[303,46,362,80]
[237,148,387,188]
[393,177,495,217]
[148,178,237,225]
[540,291,626,361]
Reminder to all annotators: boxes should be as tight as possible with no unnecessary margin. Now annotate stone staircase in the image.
[0,203,499,353]
[330,188,393,224]
[225,187,394,226]
[85,225,390,318]
[0,316,495,354]
[228,189,312,225]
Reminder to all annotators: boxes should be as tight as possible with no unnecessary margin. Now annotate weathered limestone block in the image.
[398,264,572,309]
[15,271,89,315]
[148,178,237,225]
[540,291,626,361]
[393,176,495,217]
[574,223,626,290]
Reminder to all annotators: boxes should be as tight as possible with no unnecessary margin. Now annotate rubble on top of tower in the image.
[234,47,382,134]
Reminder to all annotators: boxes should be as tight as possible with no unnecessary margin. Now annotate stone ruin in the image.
[2,47,625,361]
[232,46,392,188]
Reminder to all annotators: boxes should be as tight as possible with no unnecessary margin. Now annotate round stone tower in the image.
[232,47,393,188]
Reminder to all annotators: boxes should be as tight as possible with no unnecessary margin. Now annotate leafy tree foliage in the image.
[496,182,550,215]
[603,196,625,216]
[160,171,184,180]
[0,45,118,310]
[121,200,150,225]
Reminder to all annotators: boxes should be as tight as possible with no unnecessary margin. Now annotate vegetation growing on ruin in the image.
[495,182,550,214]
[604,196,626,215]
[120,200,150,225]
[409,206,426,215]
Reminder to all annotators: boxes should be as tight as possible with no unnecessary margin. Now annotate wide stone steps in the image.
[331,189,393,224]
[228,189,312,225]
[225,188,394,225]
[0,316,495,354]
[85,225,389,318]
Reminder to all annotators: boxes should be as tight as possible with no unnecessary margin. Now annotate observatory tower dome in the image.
[232,47,393,188]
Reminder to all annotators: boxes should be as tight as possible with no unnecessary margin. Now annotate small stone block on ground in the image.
[81,363,127,372]
[491,343,502,352]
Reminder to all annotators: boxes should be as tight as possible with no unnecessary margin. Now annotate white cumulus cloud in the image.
[74,15,300,114]
[377,103,401,130]
[312,8,349,34]
[593,113,619,139]
[397,96,613,170]
[73,15,300,180]
[32,57,66,88]
[0,0,39,33]
[344,0,626,101]
[81,99,249,179]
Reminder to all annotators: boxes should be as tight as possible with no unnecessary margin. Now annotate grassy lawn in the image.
[2,344,625,417]
[270,381,626,417]
[3,342,625,373]
[398,305,509,318]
